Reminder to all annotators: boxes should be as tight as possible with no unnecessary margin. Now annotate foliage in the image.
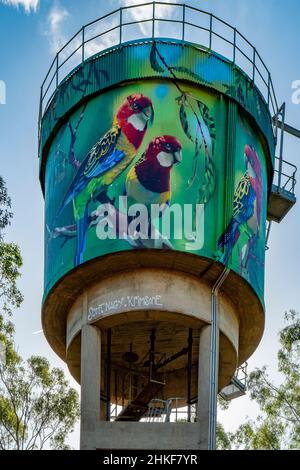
[0,319,80,450]
[229,310,300,450]
[0,242,23,316]
[0,176,12,231]
[0,176,80,449]
[0,177,23,316]
[216,423,232,450]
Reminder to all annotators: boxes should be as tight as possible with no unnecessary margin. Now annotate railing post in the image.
[119,8,123,46]
[267,72,271,107]
[292,168,296,193]
[82,27,85,63]
[252,48,256,83]
[182,4,186,43]
[233,28,236,64]
[56,55,59,88]
[152,2,155,39]
[38,86,43,154]
[278,102,286,191]
[209,14,213,49]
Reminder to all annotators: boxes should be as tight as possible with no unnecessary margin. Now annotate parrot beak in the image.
[245,152,256,178]
[173,149,182,164]
[144,105,154,126]
[129,105,154,131]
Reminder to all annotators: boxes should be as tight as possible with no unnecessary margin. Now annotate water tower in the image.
[39,2,297,450]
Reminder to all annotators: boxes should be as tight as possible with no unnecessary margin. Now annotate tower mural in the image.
[39,4,295,451]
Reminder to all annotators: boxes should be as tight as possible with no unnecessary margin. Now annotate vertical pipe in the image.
[106,328,111,421]
[208,267,230,450]
[187,328,193,422]
[265,221,272,249]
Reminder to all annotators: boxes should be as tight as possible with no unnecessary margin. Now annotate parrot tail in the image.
[217,218,240,265]
[74,205,89,267]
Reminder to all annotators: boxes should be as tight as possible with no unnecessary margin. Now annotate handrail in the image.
[39,1,279,132]
[273,157,297,194]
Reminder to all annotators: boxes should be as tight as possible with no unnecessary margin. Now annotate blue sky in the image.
[0,0,299,448]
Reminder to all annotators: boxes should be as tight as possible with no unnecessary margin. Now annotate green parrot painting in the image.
[59,93,154,266]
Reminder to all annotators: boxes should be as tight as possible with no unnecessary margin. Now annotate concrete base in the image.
[83,422,202,450]
[41,264,265,450]
[42,253,265,368]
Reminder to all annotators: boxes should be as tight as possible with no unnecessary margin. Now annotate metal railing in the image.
[219,362,248,401]
[234,362,248,387]
[273,157,297,194]
[111,397,197,423]
[273,103,297,194]
[39,1,279,128]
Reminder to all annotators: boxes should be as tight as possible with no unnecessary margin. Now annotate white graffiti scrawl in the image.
[88,294,163,322]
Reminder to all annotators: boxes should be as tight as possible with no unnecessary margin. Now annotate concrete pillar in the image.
[197,325,211,450]
[80,324,101,450]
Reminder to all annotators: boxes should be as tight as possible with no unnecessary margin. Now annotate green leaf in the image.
[150,43,165,73]
[170,66,205,84]
[198,153,216,204]
[179,103,194,143]
[197,101,216,142]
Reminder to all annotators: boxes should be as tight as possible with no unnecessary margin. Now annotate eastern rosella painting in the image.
[217,144,262,265]
[59,93,154,265]
[126,135,182,210]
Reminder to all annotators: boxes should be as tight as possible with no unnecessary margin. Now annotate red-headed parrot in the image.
[125,135,182,211]
[59,93,154,265]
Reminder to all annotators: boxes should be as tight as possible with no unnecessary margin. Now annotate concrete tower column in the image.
[80,324,101,450]
[197,325,212,450]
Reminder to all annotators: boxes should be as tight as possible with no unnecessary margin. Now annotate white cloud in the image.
[0,0,39,13]
[45,2,69,53]
[83,1,181,59]
[122,0,181,37]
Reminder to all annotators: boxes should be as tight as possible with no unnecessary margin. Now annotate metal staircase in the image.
[115,379,165,422]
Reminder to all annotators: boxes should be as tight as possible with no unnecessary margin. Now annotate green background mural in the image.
[44,78,267,304]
